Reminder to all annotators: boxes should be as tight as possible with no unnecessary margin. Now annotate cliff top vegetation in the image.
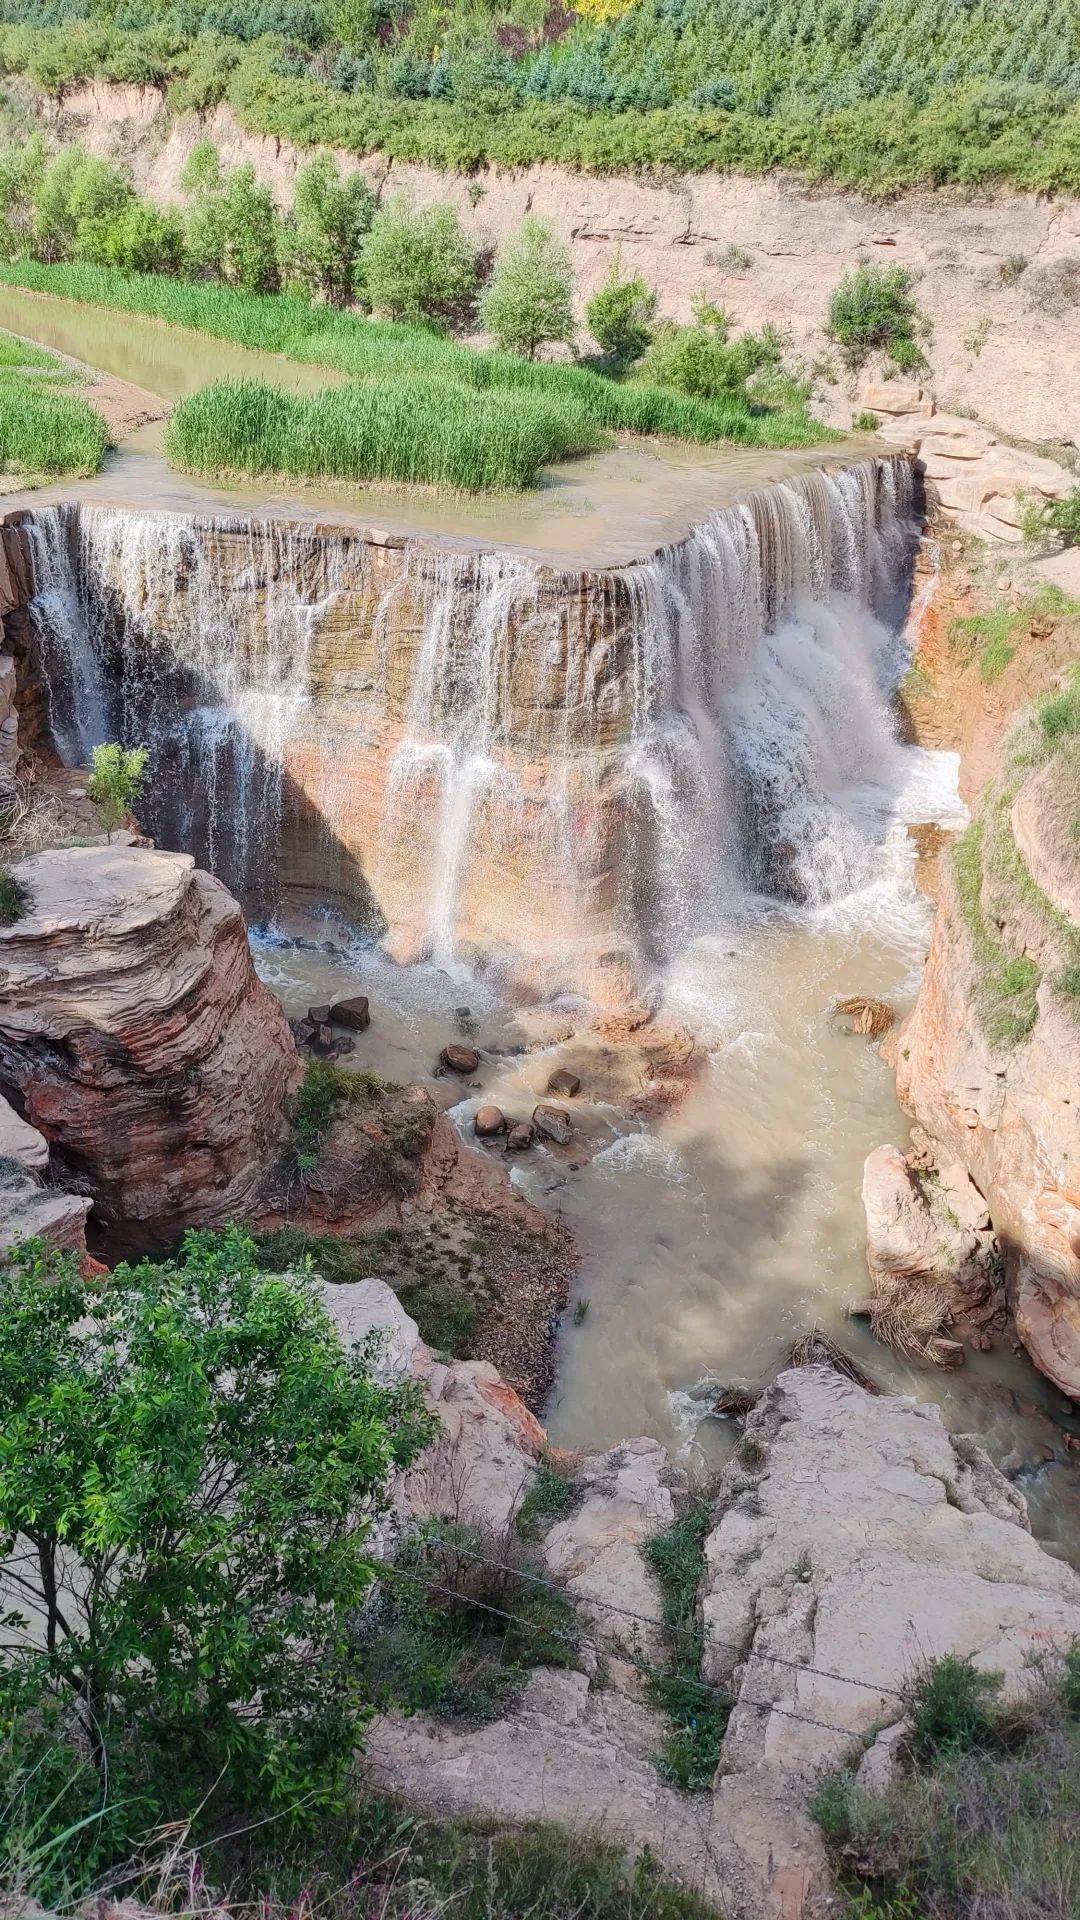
[0,0,1077,191]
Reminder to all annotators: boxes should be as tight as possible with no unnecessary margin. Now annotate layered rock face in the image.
[0,843,299,1252]
[894,776,1080,1400]
[13,455,918,1005]
[867,382,1075,542]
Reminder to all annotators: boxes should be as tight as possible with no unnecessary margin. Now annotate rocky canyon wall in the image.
[37,80,1080,455]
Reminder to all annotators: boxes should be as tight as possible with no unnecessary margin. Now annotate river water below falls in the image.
[251,873,1080,1563]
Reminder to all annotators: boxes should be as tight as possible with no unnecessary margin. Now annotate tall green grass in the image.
[165,376,605,490]
[0,370,107,476]
[0,261,829,479]
[0,323,106,477]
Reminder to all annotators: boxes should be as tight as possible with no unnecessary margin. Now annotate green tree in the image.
[0,1231,434,1837]
[86,740,148,839]
[360,195,478,327]
[284,153,374,306]
[827,263,930,374]
[183,146,282,294]
[0,132,47,260]
[481,216,575,360]
[32,148,133,264]
[586,259,656,364]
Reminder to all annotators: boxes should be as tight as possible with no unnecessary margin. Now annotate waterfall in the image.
[23,455,920,992]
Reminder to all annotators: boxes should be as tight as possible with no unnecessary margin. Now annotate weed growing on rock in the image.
[0,863,30,925]
[357,1518,579,1723]
[953,822,1041,1047]
[814,1648,1080,1919]
[86,740,147,839]
[643,1491,729,1792]
[516,1456,585,1541]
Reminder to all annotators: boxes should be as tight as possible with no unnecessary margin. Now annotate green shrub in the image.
[0,1230,435,1857]
[481,215,576,360]
[586,259,656,364]
[953,821,1041,1047]
[86,739,148,838]
[640,303,781,402]
[1027,486,1080,548]
[909,1653,1002,1761]
[284,151,374,305]
[0,862,30,924]
[814,1650,1080,1920]
[361,194,478,327]
[854,409,879,430]
[827,264,929,374]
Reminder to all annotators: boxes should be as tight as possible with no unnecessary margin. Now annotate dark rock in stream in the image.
[308,1003,331,1024]
[506,1121,535,1152]
[330,994,370,1031]
[474,1105,506,1138]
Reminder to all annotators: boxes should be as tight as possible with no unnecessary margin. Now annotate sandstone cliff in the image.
[894,709,1080,1401]
[0,843,299,1252]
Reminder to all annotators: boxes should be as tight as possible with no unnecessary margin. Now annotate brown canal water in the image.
[0,284,878,568]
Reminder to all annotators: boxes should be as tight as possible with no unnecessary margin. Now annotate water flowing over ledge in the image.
[13,451,919,1002]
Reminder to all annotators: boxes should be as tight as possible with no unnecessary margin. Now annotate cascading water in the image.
[23,455,920,992]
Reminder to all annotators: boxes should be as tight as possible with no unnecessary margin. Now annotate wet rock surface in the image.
[859,1140,998,1366]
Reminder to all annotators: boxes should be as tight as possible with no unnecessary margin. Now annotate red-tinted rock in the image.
[506,1121,535,1152]
[441,1043,480,1075]
[0,845,298,1255]
[474,1104,506,1138]
[308,1003,331,1024]
[311,1022,337,1054]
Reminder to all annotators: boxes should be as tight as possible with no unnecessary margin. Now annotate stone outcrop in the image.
[333,1286,1080,1920]
[40,81,1080,451]
[859,1140,998,1366]
[0,843,299,1253]
[866,383,1075,541]
[699,1363,1080,1913]
[894,793,1080,1399]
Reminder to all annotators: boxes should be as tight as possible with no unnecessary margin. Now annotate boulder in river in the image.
[308,1003,331,1024]
[506,1121,535,1151]
[533,1103,573,1146]
[441,1043,480,1075]
[547,1067,582,1097]
[331,994,370,1031]
[474,1104,506,1138]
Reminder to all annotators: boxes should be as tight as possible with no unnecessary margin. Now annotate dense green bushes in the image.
[827,264,930,375]
[0,2,1078,189]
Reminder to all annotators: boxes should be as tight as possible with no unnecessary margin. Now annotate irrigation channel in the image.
[8,290,1080,1560]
